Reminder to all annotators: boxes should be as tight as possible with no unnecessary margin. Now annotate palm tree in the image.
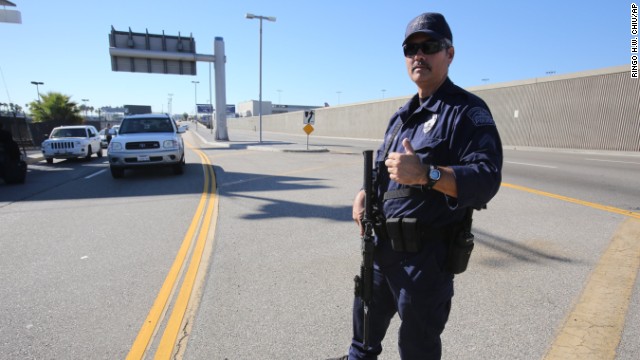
[8,103,23,116]
[28,92,83,124]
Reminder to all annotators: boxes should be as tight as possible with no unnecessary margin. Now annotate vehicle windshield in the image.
[118,118,174,134]
[51,128,87,138]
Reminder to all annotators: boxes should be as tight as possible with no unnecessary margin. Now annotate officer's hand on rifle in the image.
[352,189,366,236]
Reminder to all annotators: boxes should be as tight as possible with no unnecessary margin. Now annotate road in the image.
[0,126,638,359]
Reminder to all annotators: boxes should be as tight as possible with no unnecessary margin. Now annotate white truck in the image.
[41,125,103,164]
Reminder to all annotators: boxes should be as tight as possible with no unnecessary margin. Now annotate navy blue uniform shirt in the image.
[375,77,503,228]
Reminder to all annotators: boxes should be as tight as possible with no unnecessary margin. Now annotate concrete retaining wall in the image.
[226,65,639,152]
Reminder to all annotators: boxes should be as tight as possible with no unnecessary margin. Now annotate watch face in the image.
[430,168,441,181]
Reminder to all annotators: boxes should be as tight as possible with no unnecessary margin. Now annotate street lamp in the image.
[381,89,386,99]
[337,91,342,105]
[81,99,89,118]
[246,12,276,143]
[192,81,199,128]
[30,81,44,102]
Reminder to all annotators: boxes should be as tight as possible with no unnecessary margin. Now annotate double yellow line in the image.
[502,182,640,359]
[127,146,218,360]
[502,182,640,219]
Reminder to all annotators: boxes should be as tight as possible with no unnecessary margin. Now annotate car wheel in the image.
[46,158,53,164]
[1,160,26,184]
[173,163,184,175]
[85,147,93,161]
[173,155,185,175]
[110,166,124,178]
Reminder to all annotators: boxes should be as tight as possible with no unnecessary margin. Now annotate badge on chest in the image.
[422,113,438,134]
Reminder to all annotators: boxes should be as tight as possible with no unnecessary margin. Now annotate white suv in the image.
[41,125,103,164]
[107,114,185,178]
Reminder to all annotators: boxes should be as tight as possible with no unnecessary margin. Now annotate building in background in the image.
[236,100,319,118]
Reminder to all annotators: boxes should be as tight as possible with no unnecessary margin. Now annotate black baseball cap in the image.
[403,12,453,45]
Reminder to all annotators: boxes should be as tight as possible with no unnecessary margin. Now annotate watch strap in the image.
[424,165,439,190]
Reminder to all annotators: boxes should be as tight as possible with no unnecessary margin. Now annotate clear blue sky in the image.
[0,1,630,115]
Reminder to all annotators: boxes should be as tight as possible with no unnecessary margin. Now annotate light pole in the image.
[246,12,276,143]
[168,93,173,115]
[30,81,44,102]
[277,89,282,104]
[81,98,89,117]
[337,91,342,105]
[208,62,214,132]
[381,89,386,99]
[192,81,199,128]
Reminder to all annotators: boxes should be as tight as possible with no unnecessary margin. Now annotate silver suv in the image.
[107,114,185,178]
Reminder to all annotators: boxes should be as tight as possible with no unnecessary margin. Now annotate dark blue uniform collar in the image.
[397,77,457,120]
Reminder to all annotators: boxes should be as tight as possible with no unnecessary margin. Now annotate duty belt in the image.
[382,187,423,201]
[379,217,449,253]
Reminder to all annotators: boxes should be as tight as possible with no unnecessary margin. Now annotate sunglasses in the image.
[403,40,446,57]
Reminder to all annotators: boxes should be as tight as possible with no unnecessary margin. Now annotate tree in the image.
[8,103,23,116]
[28,92,83,124]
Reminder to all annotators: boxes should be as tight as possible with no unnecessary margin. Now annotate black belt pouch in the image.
[386,218,422,253]
[446,230,475,274]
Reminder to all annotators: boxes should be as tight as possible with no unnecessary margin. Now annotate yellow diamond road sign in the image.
[303,124,314,135]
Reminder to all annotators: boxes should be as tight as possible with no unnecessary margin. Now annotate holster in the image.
[444,208,475,274]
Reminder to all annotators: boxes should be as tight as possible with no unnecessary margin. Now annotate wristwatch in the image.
[424,165,440,190]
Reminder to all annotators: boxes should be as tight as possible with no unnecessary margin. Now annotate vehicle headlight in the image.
[163,140,178,149]
[110,142,123,151]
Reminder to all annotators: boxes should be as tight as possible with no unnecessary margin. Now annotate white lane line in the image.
[85,169,107,179]
[585,158,640,165]
[505,161,557,169]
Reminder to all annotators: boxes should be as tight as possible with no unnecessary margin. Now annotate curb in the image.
[26,156,43,165]
[191,131,329,153]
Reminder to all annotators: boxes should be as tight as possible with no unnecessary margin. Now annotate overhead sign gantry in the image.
[0,0,22,24]
[108,26,228,141]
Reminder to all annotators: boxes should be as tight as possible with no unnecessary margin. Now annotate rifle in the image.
[354,150,375,348]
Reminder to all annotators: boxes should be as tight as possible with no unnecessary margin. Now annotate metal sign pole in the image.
[214,37,228,140]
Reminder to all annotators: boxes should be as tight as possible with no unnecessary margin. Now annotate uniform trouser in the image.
[348,238,454,360]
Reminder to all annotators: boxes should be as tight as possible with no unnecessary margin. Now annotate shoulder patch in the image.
[467,107,495,127]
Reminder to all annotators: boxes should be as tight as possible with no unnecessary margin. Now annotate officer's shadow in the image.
[227,192,351,222]
[215,168,351,222]
[472,229,576,267]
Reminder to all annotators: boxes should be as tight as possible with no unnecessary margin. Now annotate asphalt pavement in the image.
[9,122,640,359]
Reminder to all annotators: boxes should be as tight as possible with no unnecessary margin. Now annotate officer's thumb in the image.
[402,138,415,155]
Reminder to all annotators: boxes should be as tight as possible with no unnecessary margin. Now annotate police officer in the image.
[332,12,503,360]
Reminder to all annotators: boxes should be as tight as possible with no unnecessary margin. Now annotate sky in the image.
[0,1,631,116]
